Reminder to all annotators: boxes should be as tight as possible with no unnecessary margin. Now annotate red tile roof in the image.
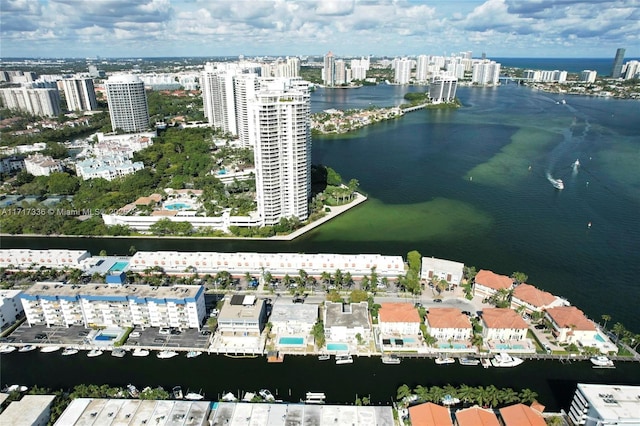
[512,284,558,308]
[475,270,513,291]
[546,306,596,331]
[426,308,471,329]
[379,303,421,323]
[481,308,528,329]
[409,402,452,426]
[499,404,546,426]
[455,406,500,426]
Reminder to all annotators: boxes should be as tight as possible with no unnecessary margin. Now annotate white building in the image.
[378,303,421,335]
[75,156,144,181]
[480,308,528,341]
[473,269,513,299]
[270,303,318,335]
[104,74,150,132]
[21,283,206,329]
[472,60,501,85]
[0,394,57,426]
[429,76,458,103]
[425,307,472,342]
[510,283,567,314]
[324,301,371,343]
[580,70,598,83]
[201,64,238,135]
[623,60,640,80]
[323,51,335,86]
[249,78,311,226]
[420,257,464,285]
[233,73,259,148]
[544,306,617,353]
[61,78,98,111]
[0,289,24,330]
[568,384,640,426]
[217,295,266,336]
[415,55,429,82]
[0,249,91,269]
[24,153,63,176]
[0,87,61,117]
[351,57,369,81]
[394,58,412,84]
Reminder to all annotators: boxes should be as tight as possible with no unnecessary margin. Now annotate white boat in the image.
[186,350,202,359]
[3,384,28,393]
[157,350,179,359]
[184,392,204,401]
[40,346,61,353]
[61,347,79,356]
[459,357,480,366]
[111,348,127,358]
[18,345,36,352]
[221,392,237,402]
[573,159,580,168]
[127,384,140,398]
[304,392,326,404]
[132,348,150,357]
[87,349,103,357]
[335,354,353,365]
[172,386,184,399]
[318,354,331,361]
[259,389,275,401]
[0,345,17,354]
[481,358,492,368]
[381,354,401,364]
[435,355,455,365]
[551,178,564,190]
[590,356,615,368]
[491,352,524,367]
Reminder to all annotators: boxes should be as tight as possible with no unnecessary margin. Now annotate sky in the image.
[1,0,638,59]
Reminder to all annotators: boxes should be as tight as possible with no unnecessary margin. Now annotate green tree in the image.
[349,289,368,303]
[511,271,528,284]
[407,250,422,275]
[519,388,538,404]
[312,320,326,348]
[47,172,80,195]
[612,322,626,342]
[397,384,412,402]
[601,314,611,329]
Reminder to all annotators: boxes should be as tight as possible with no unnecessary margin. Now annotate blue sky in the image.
[1,0,638,58]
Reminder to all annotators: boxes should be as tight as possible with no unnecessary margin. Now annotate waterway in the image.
[2,83,639,408]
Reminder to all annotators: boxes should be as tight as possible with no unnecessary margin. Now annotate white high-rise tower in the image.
[201,64,238,135]
[104,74,149,132]
[61,78,98,111]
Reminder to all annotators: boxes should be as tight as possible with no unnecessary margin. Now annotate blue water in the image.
[494,57,640,76]
[327,343,349,351]
[109,261,129,272]
[95,334,116,341]
[403,338,416,343]
[164,203,191,210]
[439,343,467,349]
[496,343,526,350]
[595,334,606,343]
[279,337,304,345]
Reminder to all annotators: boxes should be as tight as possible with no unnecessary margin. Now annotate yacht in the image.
[259,389,275,401]
[3,384,28,393]
[111,348,127,358]
[61,347,79,356]
[172,386,184,399]
[459,356,480,366]
[87,349,104,358]
[132,348,150,357]
[184,391,205,401]
[551,178,564,190]
[0,345,17,354]
[573,159,580,168]
[127,384,140,398]
[318,354,331,361]
[40,346,61,353]
[186,350,202,359]
[335,354,354,365]
[435,355,455,365]
[491,352,524,367]
[304,392,326,404]
[381,354,401,364]
[18,345,37,352]
[590,356,615,368]
[157,350,179,359]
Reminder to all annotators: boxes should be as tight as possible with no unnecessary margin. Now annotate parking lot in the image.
[6,324,98,346]
[125,326,211,350]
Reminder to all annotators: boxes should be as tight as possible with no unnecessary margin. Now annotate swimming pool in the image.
[279,337,304,345]
[95,334,117,341]
[438,343,467,349]
[165,202,192,210]
[109,261,129,272]
[495,343,525,350]
[403,338,416,343]
[595,333,606,342]
[327,343,349,351]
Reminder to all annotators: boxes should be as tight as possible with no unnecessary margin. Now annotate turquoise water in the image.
[403,338,416,343]
[327,343,349,351]
[279,337,304,345]
[496,343,526,350]
[439,343,467,349]
[109,261,129,272]
[595,334,606,343]
[165,203,191,210]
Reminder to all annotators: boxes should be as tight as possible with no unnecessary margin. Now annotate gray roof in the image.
[270,303,318,325]
[324,302,371,329]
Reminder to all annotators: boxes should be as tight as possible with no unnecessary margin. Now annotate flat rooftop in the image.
[270,303,319,325]
[577,383,640,422]
[324,302,370,329]
[0,394,56,426]
[22,282,203,301]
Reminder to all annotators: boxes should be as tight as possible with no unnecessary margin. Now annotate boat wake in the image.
[546,173,564,190]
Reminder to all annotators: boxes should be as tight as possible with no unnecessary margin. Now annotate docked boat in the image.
[459,356,480,366]
[111,348,127,358]
[335,354,354,365]
[157,350,179,359]
[61,347,79,356]
[132,348,150,357]
[184,391,205,401]
[381,354,401,364]
[435,355,455,365]
[172,386,184,400]
[18,345,36,352]
[221,392,237,402]
[491,352,524,367]
[87,349,103,358]
[318,354,331,361]
[40,346,61,353]
[481,358,492,368]
[590,356,615,368]
[0,345,17,354]
[127,384,140,398]
[3,384,28,393]
[259,389,275,401]
[186,350,202,359]
[304,392,326,404]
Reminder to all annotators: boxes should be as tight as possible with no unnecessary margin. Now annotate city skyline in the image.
[1,0,638,59]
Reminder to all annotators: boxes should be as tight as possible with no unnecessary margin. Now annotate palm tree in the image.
[443,384,458,399]
[519,388,538,404]
[474,386,489,406]
[428,386,445,403]
[320,271,331,285]
[511,271,528,285]
[471,334,484,348]
[500,387,520,404]
[612,322,626,343]
[457,384,476,404]
[397,384,412,402]
[334,269,343,287]
[601,314,611,330]
[414,385,429,402]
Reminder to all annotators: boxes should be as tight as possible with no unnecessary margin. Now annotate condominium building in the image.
[472,60,501,85]
[24,153,63,176]
[0,249,91,269]
[61,78,98,111]
[623,60,640,80]
[416,55,429,82]
[568,383,640,426]
[429,76,458,103]
[324,301,371,343]
[420,257,464,285]
[0,87,61,117]
[20,283,206,329]
[611,48,625,78]
[217,295,266,336]
[350,57,369,81]
[233,73,259,148]
[580,70,597,83]
[323,51,335,86]
[201,64,238,135]
[0,290,24,330]
[394,58,412,84]
[425,307,472,342]
[75,156,144,181]
[481,308,528,341]
[249,78,311,226]
[104,74,150,132]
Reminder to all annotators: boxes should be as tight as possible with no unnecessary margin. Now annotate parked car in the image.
[433,299,443,303]
[293,297,305,304]
[170,329,181,335]
[130,331,140,338]
[159,327,171,335]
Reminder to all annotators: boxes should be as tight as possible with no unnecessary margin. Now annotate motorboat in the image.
[172,386,184,399]
[184,391,205,401]
[459,356,480,366]
[590,356,614,368]
[481,358,492,368]
[573,159,580,168]
[259,389,275,401]
[221,392,237,402]
[132,348,150,357]
[381,354,401,364]
[18,345,37,352]
[491,352,524,367]
[111,348,127,358]
[61,347,79,356]
[157,350,179,359]
[304,392,326,404]
[335,354,354,365]
[127,384,140,398]
[40,346,61,353]
[87,349,104,357]
[0,345,17,354]
[435,355,455,365]
[186,350,202,359]
[551,178,564,190]
[318,354,331,361]
[2,384,28,393]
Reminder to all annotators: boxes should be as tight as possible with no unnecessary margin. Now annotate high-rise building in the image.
[416,55,429,82]
[350,57,369,81]
[580,70,597,83]
[622,60,639,80]
[248,78,311,226]
[201,64,238,135]
[429,76,458,103]
[472,60,501,85]
[104,75,149,132]
[323,51,336,86]
[0,87,61,117]
[61,78,98,111]
[568,383,640,426]
[611,48,625,78]
[233,73,259,148]
[334,59,347,85]
[394,58,412,84]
